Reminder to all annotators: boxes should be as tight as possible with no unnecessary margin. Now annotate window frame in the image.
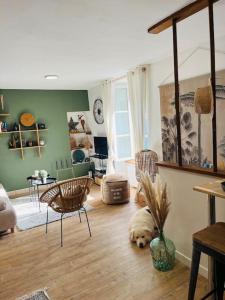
[113,80,133,161]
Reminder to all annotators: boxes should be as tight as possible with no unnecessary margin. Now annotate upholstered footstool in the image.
[101,174,130,204]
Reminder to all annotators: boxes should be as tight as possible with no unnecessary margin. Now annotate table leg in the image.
[208,194,216,300]
[208,195,216,225]
[37,186,41,212]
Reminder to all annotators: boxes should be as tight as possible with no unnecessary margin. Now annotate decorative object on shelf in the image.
[27,140,33,147]
[21,137,26,147]
[0,95,4,110]
[1,121,8,132]
[93,98,104,124]
[12,122,19,131]
[0,95,10,116]
[8,134,20,149]
[39,139,45,146]
[20,113,35,127]
[140,172,175,272]
[72,149,85,163]
[38,123,46,129]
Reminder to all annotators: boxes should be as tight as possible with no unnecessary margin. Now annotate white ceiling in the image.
[0,0,225,90]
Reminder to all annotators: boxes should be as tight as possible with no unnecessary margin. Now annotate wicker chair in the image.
[40,177,93,246]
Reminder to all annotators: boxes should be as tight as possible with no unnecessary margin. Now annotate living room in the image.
[1,1,225,300]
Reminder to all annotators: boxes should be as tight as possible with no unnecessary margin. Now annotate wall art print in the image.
[159,70,225,171]
[67,112,94,165]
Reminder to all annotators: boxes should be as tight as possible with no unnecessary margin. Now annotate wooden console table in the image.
[193,180,225,298]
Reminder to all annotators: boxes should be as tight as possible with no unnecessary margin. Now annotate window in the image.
[113,81,132,160]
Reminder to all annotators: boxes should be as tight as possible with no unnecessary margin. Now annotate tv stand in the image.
[90,153,108,184]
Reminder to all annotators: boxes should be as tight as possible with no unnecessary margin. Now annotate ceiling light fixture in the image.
[44,74,59,80]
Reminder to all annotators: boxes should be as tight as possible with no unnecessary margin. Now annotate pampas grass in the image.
[140,172,170,234]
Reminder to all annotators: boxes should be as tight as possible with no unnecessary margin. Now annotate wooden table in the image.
[193,180,225,298]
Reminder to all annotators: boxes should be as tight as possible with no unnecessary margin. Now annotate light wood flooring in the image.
[0,185,208,300]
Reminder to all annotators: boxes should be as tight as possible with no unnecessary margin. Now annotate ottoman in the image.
[101,174,130,204]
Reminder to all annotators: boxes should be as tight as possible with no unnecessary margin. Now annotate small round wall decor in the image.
[20,113,35,127]
[93,98,104,124]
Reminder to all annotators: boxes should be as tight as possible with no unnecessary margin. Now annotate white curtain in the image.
[102,80,115,174]
[127,65,150,153]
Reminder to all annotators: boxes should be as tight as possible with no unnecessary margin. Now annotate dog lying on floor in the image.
[129,206,157,248]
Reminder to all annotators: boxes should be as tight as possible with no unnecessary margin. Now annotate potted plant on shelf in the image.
[140,172,175,272]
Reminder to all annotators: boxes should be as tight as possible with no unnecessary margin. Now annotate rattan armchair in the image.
[40,177,93,246]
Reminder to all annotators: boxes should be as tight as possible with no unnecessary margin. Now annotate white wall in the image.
[88,85,107,171]
[87,85,106,137]
[149,46,225,276]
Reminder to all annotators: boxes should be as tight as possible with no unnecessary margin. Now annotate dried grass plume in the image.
[140,172,170,233]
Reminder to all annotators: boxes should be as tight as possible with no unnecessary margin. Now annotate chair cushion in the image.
[0,199,6,211]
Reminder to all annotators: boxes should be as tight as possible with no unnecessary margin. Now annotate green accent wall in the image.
[0,89,90,191]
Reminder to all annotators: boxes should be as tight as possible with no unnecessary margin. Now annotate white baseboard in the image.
[176,250,208,278]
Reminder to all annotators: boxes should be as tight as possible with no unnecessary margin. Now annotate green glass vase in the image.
[150,232,176,272]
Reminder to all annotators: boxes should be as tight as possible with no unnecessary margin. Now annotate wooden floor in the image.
[0,186,207,300]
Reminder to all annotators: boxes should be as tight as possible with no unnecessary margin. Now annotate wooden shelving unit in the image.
[0,113,10,117]
[6,123,48,159]
[0,98,48,159]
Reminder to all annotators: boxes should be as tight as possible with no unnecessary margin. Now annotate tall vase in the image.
[150,231,176,272]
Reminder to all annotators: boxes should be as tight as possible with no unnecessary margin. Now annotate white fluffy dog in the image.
[129,206,156,248]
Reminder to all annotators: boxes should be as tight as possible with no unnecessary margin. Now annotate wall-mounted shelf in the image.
[7,123,48,160]
[0,128,48,135]
[9,146,46,150]
[0,113,10,117]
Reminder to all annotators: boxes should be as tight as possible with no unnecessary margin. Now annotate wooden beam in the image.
[148,0,219,34]
[156,161,225,179]
[173,20,182,166]
[208,0,217,172]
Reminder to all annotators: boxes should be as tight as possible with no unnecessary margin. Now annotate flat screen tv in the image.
[94,136,108,158]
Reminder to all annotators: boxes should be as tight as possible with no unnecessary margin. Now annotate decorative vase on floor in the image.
[150,231,176,272]
[140,172,175,272]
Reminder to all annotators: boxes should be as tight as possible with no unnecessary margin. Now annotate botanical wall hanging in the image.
[159,69,225,171]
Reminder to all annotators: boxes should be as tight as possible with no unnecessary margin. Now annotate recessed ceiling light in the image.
[44,74,59,80]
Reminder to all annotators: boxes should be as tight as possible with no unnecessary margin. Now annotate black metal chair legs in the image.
[61,213,63,247]
[83,207,92,237]
[46,206,49,234]
[78,210,82,223]
[45,206,92,247]
[188,244,225,300]
[188,247,201,300]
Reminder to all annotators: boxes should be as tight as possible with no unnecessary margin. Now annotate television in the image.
[94,136,108,158]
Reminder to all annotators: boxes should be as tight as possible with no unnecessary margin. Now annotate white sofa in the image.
[0,184,16,233]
